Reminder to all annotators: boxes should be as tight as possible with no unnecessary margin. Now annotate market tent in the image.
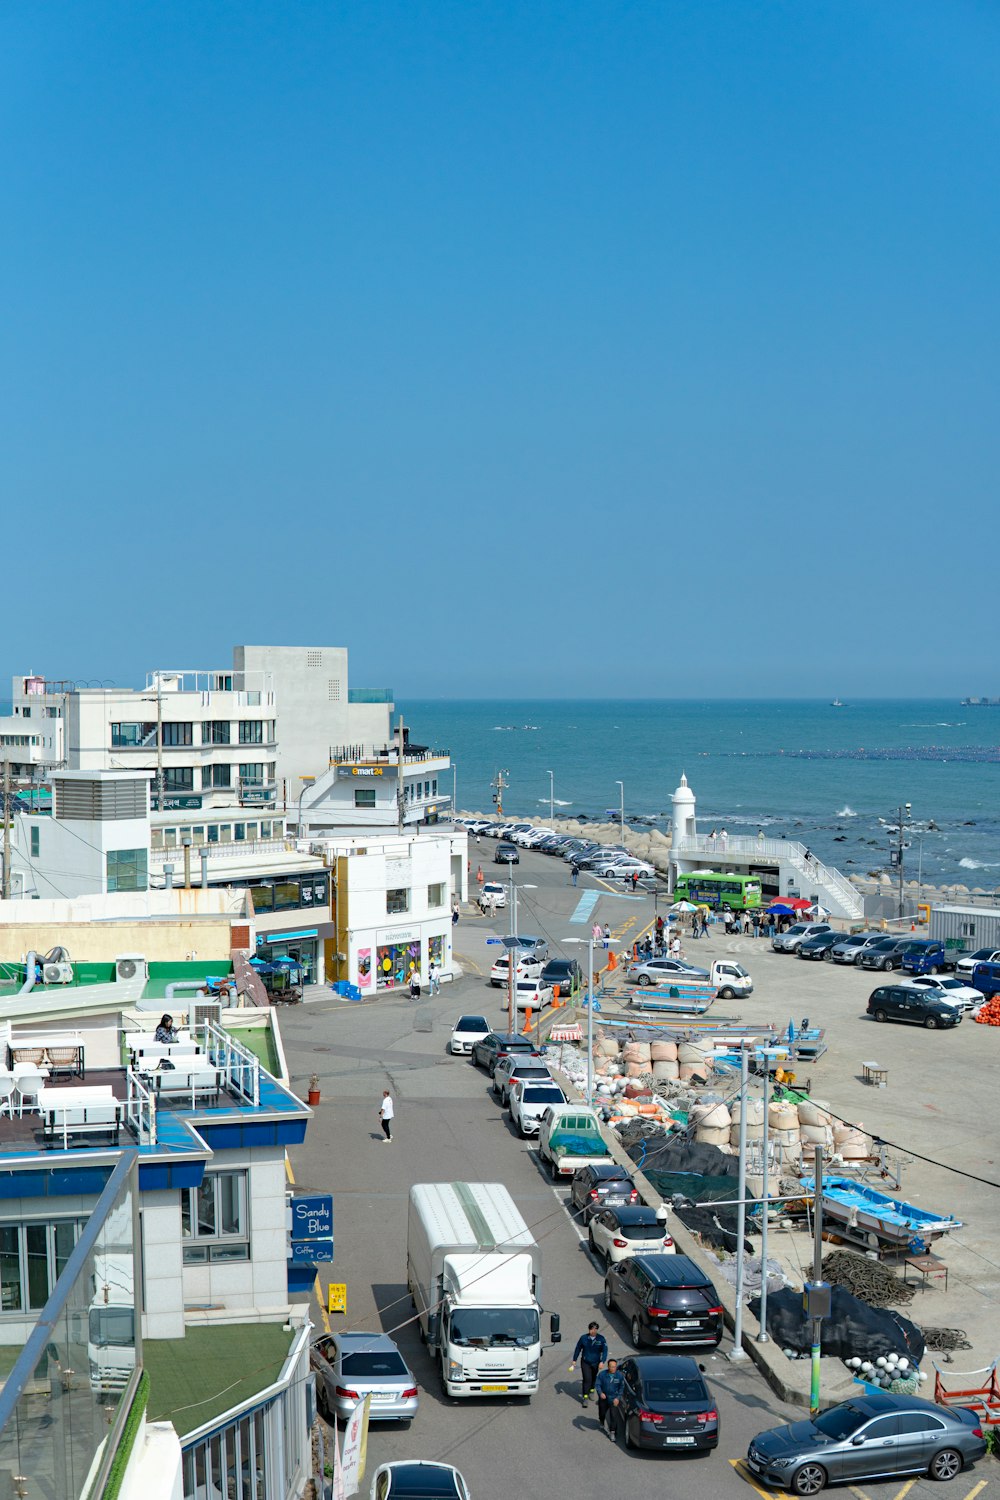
[767,897,811,913]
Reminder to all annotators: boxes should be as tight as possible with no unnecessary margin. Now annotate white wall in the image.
[9,810,151,899]
[340,834,458,989]
[181,1150,289,1315]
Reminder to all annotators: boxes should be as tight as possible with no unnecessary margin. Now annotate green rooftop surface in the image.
[234,1025,281,1077]
[144,1323,293,1437]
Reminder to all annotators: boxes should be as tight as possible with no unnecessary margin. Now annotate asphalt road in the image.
[279,847,997,1500]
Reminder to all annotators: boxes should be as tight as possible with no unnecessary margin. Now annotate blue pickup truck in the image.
[972,962,1000,999]
[900,940,949,975]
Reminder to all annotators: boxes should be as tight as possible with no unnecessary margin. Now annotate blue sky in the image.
[2,2,998,697]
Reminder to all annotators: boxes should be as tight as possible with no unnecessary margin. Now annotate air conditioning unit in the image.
[42,962,74,985]
[115,955,148,983]
[190,1000,223,1031]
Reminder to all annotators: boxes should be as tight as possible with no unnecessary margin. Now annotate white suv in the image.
[490,954,543,987]
[508,1078,567,1136]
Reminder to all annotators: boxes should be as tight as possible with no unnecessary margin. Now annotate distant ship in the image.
[831,699,844,708]
[961,697,1000,706]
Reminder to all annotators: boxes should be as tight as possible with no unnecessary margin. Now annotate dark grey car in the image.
[747,1393,986,1495]
[829,932,886,965]
[857,936,912,971]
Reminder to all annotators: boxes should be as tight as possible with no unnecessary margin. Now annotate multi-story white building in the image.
[296,735,452,835]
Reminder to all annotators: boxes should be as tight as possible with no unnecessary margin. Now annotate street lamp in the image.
[546,770,554,824]
[564,921,600,1106]
[504,881,537,1034]
[615,780,624,833]
[296,776,316,843]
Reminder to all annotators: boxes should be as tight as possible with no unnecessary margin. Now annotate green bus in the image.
[673,871,763,910]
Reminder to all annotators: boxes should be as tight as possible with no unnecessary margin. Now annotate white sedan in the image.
[490,954,543,987]
[510,977,554,1012]
[587,1205,675,1265]
[600,860,655,880]
[509,1079,567,1136]
[369,1462,470,1500]
[900,975,984,1012]
[450,1014,492,1055]
[477,881,507,911]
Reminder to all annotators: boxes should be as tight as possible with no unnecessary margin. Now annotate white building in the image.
[9,769,154,900]
[296,735,452,835]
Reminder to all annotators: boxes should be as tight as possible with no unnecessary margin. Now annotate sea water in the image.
[401,699,1000,891]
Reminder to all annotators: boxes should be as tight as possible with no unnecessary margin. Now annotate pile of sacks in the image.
[596,1034,716,1086]
[723,1097,872,1164]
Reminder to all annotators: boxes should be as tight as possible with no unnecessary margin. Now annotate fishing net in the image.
[750,1285,926,1361]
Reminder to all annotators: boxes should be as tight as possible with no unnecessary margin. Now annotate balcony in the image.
[348,687,394,704]
[329,743,449,766]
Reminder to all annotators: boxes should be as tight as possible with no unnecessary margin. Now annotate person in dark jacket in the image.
[569,1322,608,1403]
[595,1358,624,1435]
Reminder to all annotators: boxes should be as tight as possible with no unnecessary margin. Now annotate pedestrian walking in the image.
[669,935,681,960]
[428,961,441,995]
[592,922,602,945]
[595,1358,624,1436]
[603,924,610,949]
[572,866,579,887]
[452,906,459,926]
[569,1322,608,1404]
[631,871,638,891]
[378,1089,394,1142]
[409,971,421,1001]
[752,911,761,938]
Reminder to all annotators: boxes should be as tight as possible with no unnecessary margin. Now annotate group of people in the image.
[569,1322,623,1437]
[407,961,443,1001]
[634,922,682,961]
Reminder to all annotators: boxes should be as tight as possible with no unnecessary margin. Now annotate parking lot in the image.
[280,843,998,1499]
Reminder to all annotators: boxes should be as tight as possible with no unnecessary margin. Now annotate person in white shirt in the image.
[379,1090,394,1142]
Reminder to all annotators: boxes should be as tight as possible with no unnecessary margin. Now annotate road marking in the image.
[285,1153,295,1185]
[569,891,600,924]
[961,1482,989,1500]
[729,1457,791,1499]
[313,1273,332,1334]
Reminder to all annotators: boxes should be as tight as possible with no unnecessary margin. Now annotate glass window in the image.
[207,824,219,843]
[234,822,246,841]
[387,888,409,915]
[0,1226,21,1311]
[259,820,271,838]
[111,721,155,747]
[218,824,232,843]
[354,789,376,808]
[239,720,264,745]
[151,828,164,850]
[182,1171,249,1263]
[202,720,231,745]
[863,1416,899,1440]
[162,827,177,848]
[163,767,195,792]
[249,884,273,912]
[203,763,232,789]
[106,848,148,893]
[427,882,446,908]
[161,722,193,746]
[239,763,264,784]
[273,881,300,910]
[191,825,205,845]
[898,1412,944,1434]
[30,825,40,857]
[245,823,258,840]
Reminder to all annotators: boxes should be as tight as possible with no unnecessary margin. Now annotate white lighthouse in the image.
[671,771,696,847]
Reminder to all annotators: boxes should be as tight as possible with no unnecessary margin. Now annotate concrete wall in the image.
[337,835,456,989]
[0,920,237,965]
[142,1192,187,1339]
[10,808,151,900]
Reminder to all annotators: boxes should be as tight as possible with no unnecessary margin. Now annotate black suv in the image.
[470,1032,541,1074]
[494,842,519,864]
[857,936,912,972]
[569,1163,638,1223]
[796,930,845,961]
[540,958,582,997]
[866,986,961,1029]
[604,1253,724,1348]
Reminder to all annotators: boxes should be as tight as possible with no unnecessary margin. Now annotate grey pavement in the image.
[279,851,998,1500]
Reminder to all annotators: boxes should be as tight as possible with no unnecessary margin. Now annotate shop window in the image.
[161,722,193,747]
[202,720,231,745]
[273,881,301,910]
[354,789,376,808]
[376,940,420,989]
[182,1170,249,1263]
[427,882,445,908]
[386,888,409,915]
[249,884,273,913]
[107,848,148,893]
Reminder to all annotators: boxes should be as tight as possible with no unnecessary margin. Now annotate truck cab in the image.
[900,940,948,975]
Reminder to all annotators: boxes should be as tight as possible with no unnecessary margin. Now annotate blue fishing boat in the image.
[800,1176,962,1247]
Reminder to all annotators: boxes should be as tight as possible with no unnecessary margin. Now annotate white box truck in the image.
[407,1182,557,1399]
[87,1253,137,1393]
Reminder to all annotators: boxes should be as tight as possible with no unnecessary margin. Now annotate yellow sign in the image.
[327,1283,347,1315]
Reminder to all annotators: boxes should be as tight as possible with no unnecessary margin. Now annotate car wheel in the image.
[588,1227,597,1254]
[874,1009,887,1023]
[624,1417,637,1449]
[638,974,652,987]
[881,957,893,970]
[719,987,734,1000]
[823,950,833,961]
[791,1463,827,1496]
[604,1280,615,1310]
[928,1448,963,1482]
[854,952,864,965]
[630,1316,643,1347]
[549,1156,559,1182]
[924,1016,938,1029]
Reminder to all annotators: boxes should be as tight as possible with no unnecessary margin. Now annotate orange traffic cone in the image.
[476,866,484,884]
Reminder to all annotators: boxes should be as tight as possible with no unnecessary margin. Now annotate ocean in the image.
[400,699,1000,892]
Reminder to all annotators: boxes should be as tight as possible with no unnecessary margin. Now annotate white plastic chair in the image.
[14,1067,44,1117]
[0,1074,15,1120]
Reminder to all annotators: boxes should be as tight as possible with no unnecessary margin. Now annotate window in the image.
[202,763,232,789]
[427,882,445,908]
[259,821,271,838]
[898,1412,945,1434]
[161,722,193,747]
[273,881,300,910]
[202,720,231,745]
[862,1416,899,1440]
[182,1171,249,1263]
[162,828,177,848]
[234,822,246,841]
[249,883,273,912]
[432,778,438,794]
[354,788,376,808]
[245,823,258,840]
[151,829,163,851]
[111,722,155,748]
[106,848,148,892]
[162,767,194,792]
[387,888,409,915]
[207,824,219,843]
[239,763,264,784]
[0,1220,86,1312]
[239,720,263,745]
[29,826,40,858]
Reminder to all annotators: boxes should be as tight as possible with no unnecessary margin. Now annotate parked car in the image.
[829,932,886,965]
[539,957,582,997]
[508,1078,567,1136]
[368,1462,471,1500]
[311,1332,418,1426]
[588,1205,675,1265]
[866,985,962,1029]
[796,931,847,961]
[489,954,543,987]
[857,936,913,972]
[972,961,1000,999]
[491,1055,551,1103]
[569,1163,639,1223]
[449,1014,491,1055]
[900,975,984,1012]
[610,1355,719,1453]
[956,946,1000,979]
[772,923,832,953]
[470,1032,542,1075]
[746,1392,987,1494]
[511,935,549,962]
[494,842,519,865]
[477,881,507,911]
[510,977,554,1012]
[604,1253,724,1349]
[600,860,655,880]
[626,958,709,986]
[900,939,949,975]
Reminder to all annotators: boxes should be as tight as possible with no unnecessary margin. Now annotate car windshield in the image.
[642,1378,705,1402]
[456,1017,488,1031]
[341,1350,408,1377]
[522,1087,564,1102]
[813,1405,866,1440]
[449,1306,540,1347]
[787,925,807,935]
[903,942,931,954]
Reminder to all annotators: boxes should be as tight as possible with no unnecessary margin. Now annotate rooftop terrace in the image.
[144,1323,295,1438]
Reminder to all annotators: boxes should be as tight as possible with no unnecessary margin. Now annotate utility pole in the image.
[809,1145,826,1417]
[507,872,518,1035]
[492,768,509,819]
[396,715,406,833]
[891,802,911,919]
[155,672,164,814]
[2,758,10,901]
[730,1048,749,1361]
[757,1062,771,1343]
